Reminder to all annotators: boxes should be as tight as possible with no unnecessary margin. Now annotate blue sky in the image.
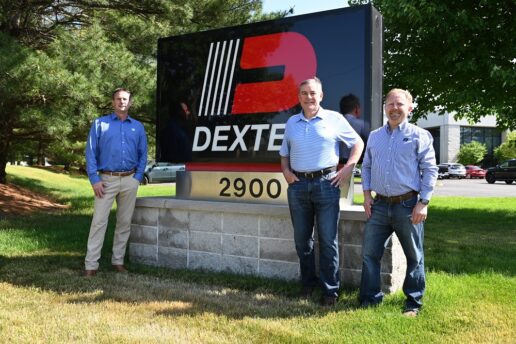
[262,0,349,15]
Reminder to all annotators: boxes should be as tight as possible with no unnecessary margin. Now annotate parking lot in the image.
[355,178,515,197]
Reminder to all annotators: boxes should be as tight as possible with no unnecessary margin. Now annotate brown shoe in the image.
[402,308,420,317]
[112,264,128,273]
[84,269,97,277]
[300,286,315,299]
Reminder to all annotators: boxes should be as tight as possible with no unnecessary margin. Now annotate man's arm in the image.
[134,123,148,182]
[85,119,105,198]
[331,136,364,187]
[280,156,299,184]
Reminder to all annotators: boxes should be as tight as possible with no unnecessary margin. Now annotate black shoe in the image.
[359,300,380,309]
[321,295,337,307]
[300,286,314,299]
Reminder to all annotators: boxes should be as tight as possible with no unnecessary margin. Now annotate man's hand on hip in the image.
[331,164,353,187]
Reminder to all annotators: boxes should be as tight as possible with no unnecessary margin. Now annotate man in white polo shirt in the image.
[280,77,364,306]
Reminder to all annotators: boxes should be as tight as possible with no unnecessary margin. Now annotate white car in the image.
[438,163,466,179]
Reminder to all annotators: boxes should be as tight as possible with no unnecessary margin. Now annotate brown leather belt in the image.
[100,169,135,177]
[375,191,418,204]
[293,166,336,179]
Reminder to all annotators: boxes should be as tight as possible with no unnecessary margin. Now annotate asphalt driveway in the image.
[355,178,515,197]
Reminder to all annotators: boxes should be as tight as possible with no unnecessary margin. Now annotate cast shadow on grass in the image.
[425,207,515,276]
[0,253,367,320]
[7,174,93,211]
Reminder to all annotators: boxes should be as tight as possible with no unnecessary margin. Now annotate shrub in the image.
[457,141,487,165]
[494,131,516,162]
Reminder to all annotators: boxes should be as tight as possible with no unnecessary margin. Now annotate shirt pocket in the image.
[398,139,416,159]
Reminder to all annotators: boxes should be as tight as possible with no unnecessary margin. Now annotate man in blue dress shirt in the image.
[84,88,148,276]
[280,77,364,306]
[360,88,438,316]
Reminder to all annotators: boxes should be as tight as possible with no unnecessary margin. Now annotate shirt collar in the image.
[384,120,408,134]
[109,112,132,122]
[297,107,327,122]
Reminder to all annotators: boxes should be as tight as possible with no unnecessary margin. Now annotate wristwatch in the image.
[419,199,430,205]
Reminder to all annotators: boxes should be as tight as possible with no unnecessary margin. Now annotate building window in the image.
[427,127,440,163]
[460,126,501,154]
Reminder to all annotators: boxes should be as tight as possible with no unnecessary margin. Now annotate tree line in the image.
[2,1,514,183]
[0,0,284,183]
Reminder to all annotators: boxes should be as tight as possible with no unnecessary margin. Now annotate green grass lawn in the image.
[1,166,515,343]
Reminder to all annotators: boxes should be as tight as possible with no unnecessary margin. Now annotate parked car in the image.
[437,165,449,179]
[353,166,361,177]
[485,159,516,184]
[142,161,185,184]
[438,163,466,179]
[465,165,486,179]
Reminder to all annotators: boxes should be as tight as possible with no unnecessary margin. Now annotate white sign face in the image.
[176,171,353,206]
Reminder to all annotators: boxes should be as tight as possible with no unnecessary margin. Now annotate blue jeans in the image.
[287,176,341,297]
[359,195,425,310]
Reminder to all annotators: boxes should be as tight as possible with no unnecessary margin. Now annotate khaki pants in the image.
[85,174,139,270]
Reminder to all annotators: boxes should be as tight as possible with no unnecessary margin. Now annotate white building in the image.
[415,113,507,165]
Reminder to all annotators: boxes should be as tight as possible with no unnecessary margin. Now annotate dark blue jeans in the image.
[287,176,341,297]
[359,195,425,310]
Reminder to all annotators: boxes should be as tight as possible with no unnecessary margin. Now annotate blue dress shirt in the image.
[85,113,148,184]
[362,121,438,200]
[279,107,359,172]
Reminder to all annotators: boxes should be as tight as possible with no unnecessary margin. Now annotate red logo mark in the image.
[231,32,317,114]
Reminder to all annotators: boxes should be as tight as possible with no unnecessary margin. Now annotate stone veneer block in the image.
[158,208,189,230]
[130,199,404,294]
[341,244,362,269]
[130,224,157,245]
[132,207,158,226]
[259,260,299,281]
[189,251,222,272]
[222,234,258,258]
[158,227,188,249]
[259,238,298,262]
[189,211,222,232]
[129,243,157,265]
[223,213,259,236]
[389,234,407,292]
[222,256,258,275]
[189,231,221,253]
[260,216,293,239]
[340,220,364,245]
[158,247,187,269]
[341,269,361,289]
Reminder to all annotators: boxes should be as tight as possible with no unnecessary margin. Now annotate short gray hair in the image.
[299,77,322,91]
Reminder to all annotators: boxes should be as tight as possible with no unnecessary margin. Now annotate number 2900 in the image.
[219,177,281,199]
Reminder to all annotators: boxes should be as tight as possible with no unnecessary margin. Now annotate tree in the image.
[0,0,282,183]
[494,131,516,162]
[457,141,487,165]
[349,0,516,129]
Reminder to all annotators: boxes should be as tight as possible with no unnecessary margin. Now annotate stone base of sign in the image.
[129,197,407,293]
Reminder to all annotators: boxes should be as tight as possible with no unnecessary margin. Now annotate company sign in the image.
[156,4,383,165]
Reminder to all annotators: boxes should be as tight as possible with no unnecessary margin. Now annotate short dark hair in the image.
[112,88,132,100]
[339,93,360,114]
